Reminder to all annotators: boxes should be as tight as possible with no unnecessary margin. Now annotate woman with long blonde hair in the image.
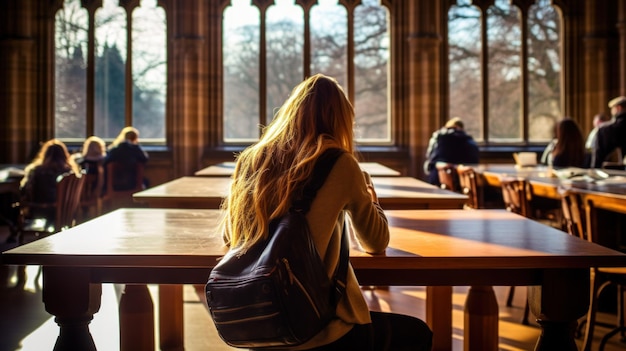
[221,74,432,350]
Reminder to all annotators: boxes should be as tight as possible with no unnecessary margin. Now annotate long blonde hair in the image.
[81,136,106,160]
[223,74,356,250]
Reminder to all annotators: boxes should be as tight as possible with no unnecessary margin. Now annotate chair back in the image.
[457,165,482,209]
[55,171,87,230]
[436,163,459,192]
[560,189,586,240]
[104,162,145,211]
[584,193,626,248]
[500,177,533,218]
[79,163,104,220]
[106,162,145,193]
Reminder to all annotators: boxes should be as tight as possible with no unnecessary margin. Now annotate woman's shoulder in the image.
[326,151,361,181]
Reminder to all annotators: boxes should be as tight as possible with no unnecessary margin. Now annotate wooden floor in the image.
[1,228,626,351]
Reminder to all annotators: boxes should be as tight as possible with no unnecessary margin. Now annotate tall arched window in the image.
[448,0,561,144]
[223,0,260,142]
[54,0,167,143]
[354,0,389,142]
[221,0,390,144]
[54,0,88,140]
[528,0,561,141]
[448,0,482,140]
[94,0,127,139]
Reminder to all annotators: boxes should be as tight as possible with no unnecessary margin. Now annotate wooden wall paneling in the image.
[619,0,626,94]
[406,0,444,179]
[168,0,210,178]
[555,1,586,134]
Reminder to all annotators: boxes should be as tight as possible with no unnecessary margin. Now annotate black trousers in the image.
[307,311,433,351]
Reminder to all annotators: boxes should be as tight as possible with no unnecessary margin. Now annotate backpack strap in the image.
[291,148,350,306]
[332,219,350,305]
[291,148,345,213]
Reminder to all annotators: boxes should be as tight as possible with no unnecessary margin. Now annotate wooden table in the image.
[472,164,626,200]
[194,161,401,177]
[133,176,230,209]
[132,175,467,350]
[473,163,626,251]
[133,176,468,210]
[4,208,626,351]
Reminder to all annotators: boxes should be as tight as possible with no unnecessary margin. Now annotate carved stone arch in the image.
[50,0,65,15]
[469,0,494,12]
[548,0,568,16]
[295,0,316,12]
[119,0,140,11]
[252,0,275,12]
[510,0,534,13]
[80,0,103,14]
[338,0,360,11]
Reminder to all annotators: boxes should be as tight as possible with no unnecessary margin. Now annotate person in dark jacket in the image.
[424,117,479,186]
[104,126,149,191]
[592,96,626,168]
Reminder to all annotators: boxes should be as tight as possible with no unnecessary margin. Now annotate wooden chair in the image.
[560,188,586,241]
[500,177,533,218]
[436,163,459,192]
[499,177,532,325]
[79,163,104,222]
[457,165,482,209]
[103,162,145,212]
[579,193,626,351]
[17,171,86,244]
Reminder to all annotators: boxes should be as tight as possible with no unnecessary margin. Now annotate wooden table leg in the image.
[119,284,155,351]
[464,285,498,351]
[42,266,101,351]
[159,284,184,351]
[528,268,589,351]
[426,286,452,351]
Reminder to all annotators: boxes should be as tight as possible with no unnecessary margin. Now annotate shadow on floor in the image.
[0,265,51,351]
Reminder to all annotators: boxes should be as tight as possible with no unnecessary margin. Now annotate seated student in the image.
[581,113,611,167]
[20,139,80,221]
[423,117,479,186]
[592,96,626,168]
[104,126,149,191]
[585,113,611,151]
[72,136,107,175]
[221,74,432,350]
[541,118,586,168]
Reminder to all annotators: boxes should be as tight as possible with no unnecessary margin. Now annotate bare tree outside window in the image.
[94,0,127,140]
[266,1,304,124]
[448,0,561,143]
[222,0,389,144]
[132,0,166,140]
[55,0,88,140]
[487,0,522,142]
[448,1,482,140]
[223,0,261,142]
[311,0,347,92]
[54,0,167,143]
[528,0,561,141]
[355,0,389,142]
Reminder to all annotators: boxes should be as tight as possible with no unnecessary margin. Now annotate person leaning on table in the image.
[423,117,479,186]
[591,96,626,168]
[221,74,433,351]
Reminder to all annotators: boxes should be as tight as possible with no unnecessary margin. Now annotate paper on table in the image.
[594,176,626,186]
[513,152,537,167]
